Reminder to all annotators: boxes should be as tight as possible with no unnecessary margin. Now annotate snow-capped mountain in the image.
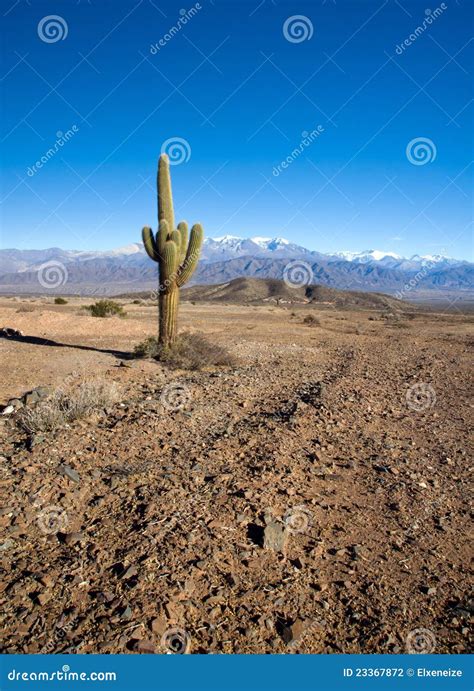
[201,235,310,262]
[328,250,402,264]
[325,249,464,270]
[0,236,471,296]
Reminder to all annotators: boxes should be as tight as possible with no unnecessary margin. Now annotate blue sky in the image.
[1,0,473,258]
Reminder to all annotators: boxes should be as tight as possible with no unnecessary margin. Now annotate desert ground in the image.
[0,294,472,654]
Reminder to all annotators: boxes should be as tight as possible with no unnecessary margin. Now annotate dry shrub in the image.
[303,314,321,326]
[17,379,120,435]
[133,331,235,370]
[16,305,35,313]
[54,297,68,305]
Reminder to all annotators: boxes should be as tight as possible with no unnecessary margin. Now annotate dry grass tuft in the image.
[133,331,236,370]
[302,314,321,327]
[17,379,120,435]
[16,305,35,313]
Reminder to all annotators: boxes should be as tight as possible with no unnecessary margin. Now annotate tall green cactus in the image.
[142,154,203,347]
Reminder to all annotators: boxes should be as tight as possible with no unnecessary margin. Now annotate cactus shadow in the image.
[0,332,132,359]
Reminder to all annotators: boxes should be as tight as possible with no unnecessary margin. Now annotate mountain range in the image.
[0,236,472,299]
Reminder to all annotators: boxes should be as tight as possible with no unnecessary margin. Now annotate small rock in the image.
[63,532,85,546]
[8,398,24,410]
[263,521,287,552]
[59,465,80,483]
[133,639,155,654]
[121,565,138,580]
[38,574,54,588]
[151,616,167,636]
[34,386,50,399]
[120,605,132,621]
[1,405,14,416]
[0,327,23,338]
[27,435,46,451]
[23,390,40,406]
[282,618,305,644]
[36,592,51,606]
[0,539,14,551]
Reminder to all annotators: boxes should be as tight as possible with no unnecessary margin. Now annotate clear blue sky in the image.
[1,0,473,258]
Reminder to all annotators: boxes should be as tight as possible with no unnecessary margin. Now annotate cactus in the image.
[142,154,203,347]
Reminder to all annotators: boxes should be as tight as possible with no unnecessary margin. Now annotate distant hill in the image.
[182,277,410,311]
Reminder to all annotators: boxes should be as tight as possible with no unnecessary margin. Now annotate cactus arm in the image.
[161,240,179,286]
[157,154,174,232]
[156,219,169,257]
[177,221,188,264]
[170,229,181,247]
[176,223,203,287]
[142,226,159,262]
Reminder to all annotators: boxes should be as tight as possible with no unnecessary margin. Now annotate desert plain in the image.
[0,289,472,654]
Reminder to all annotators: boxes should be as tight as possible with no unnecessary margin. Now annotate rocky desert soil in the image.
[0,296,472,655]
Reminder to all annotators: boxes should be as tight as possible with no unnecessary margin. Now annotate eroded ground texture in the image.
[0,297,472,654]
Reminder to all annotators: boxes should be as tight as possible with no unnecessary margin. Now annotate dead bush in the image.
[133,331,235,370]
[303,314,321,326]
[17,379,120,435]
[16,305,35,313]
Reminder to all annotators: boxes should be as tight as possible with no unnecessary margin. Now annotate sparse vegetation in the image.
[54,297,68,305]
[17,379,120,435]
[83,299,126,318]
[303,314,321,327]
[133,331,235,370]
[16,305,35,313]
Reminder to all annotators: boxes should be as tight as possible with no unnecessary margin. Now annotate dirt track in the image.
[0,297,472,654]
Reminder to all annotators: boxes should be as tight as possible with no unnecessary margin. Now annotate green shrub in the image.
[54,297,68,305]
[83,300,126,318]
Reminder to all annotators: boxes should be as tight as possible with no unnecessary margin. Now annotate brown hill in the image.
[181,277,411,311]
